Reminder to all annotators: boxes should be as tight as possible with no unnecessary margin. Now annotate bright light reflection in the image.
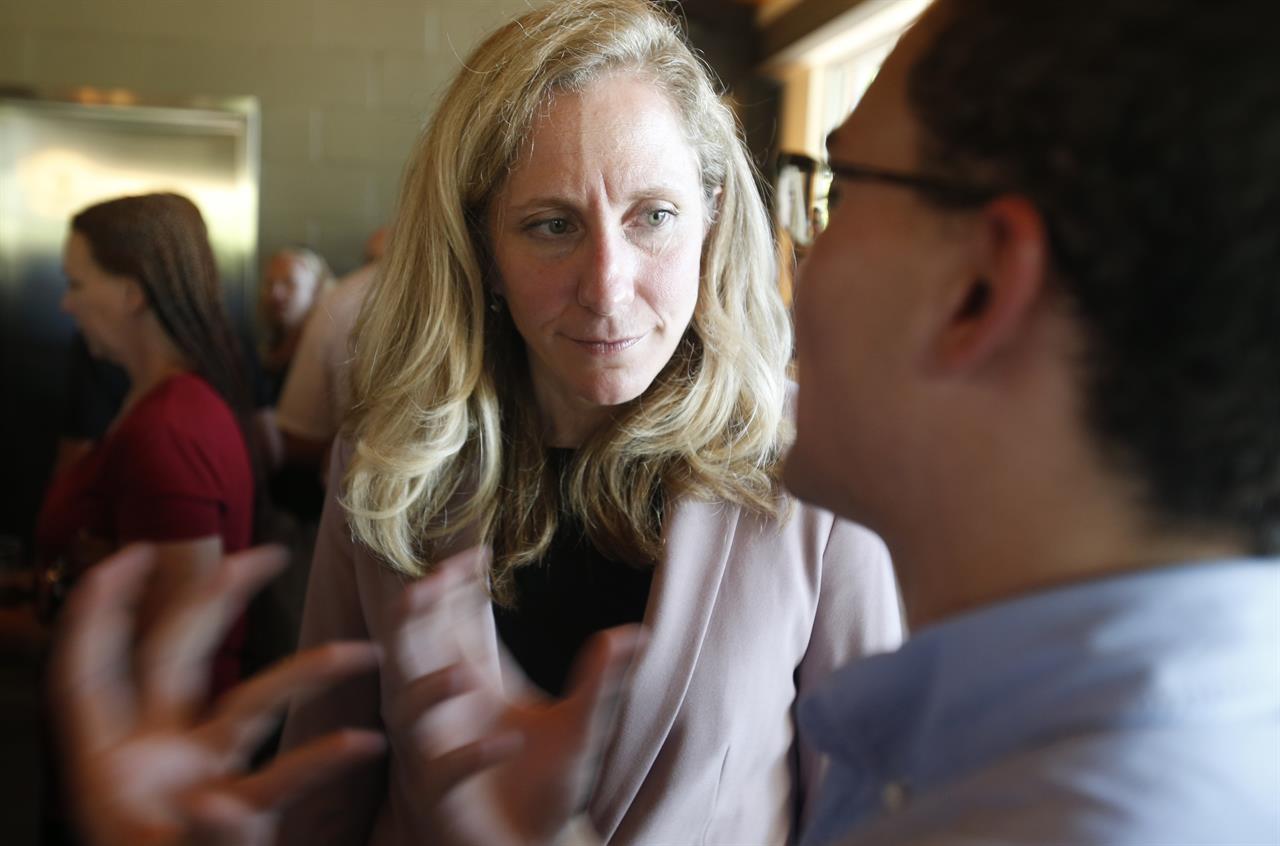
[12,146,255,256]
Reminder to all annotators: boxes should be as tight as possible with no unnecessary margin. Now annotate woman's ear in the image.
[488,273,505,299]
[933,195,1050,375]
[487,287,505,313]
[704,185,723,235]
[120,275,150,316]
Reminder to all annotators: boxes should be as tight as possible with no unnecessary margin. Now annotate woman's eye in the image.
[643,208,674,227]
[528,217,574,237]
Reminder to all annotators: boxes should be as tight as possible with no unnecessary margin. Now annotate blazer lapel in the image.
[587,498,740,840]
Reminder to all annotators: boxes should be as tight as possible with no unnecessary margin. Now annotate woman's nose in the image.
[577,228,636,316]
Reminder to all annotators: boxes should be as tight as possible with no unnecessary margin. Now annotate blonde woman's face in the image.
[489,73,706,446]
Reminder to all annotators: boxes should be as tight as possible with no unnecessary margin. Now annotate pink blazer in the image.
[279,444,902,845]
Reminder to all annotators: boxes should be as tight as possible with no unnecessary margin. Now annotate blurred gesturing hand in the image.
[386,548,643,846]
[50,544,386,846]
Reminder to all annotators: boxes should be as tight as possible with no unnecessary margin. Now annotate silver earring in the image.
[489,293,504,313]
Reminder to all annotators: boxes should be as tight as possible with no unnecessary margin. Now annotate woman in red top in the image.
[36,192,258,692]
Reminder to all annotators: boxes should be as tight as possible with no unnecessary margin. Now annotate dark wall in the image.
[680,1,783,176]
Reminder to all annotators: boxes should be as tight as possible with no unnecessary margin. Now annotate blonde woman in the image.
[279,1,902,843]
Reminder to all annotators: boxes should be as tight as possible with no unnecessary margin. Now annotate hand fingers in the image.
[201,641,380,764]
[392,544,487,626]
[225,728,387,812]
[177,729,387,846]
[49,543,157,750]
[412,732,523,799]
[385,662,477,734]
[562,625,646,749]
[484,627,643,830]
[438,548,505,681]
[137,546,288,726]
[565,625,645,707]
[387,548,486,681]
[179,791,276,846]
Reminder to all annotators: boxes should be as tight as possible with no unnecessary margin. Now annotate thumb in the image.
[180,790,274,846]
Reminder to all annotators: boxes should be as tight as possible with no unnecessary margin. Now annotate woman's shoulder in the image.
[141,372,234,422]
[113,373,246,462]
[667,486,840,556]
[160,371,230,407]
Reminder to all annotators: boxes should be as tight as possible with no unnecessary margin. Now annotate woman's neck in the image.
[113,325,192,429]
[129,358,188,396]
[531,381,614,448]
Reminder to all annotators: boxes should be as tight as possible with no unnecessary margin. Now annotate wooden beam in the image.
[762,0,871,59]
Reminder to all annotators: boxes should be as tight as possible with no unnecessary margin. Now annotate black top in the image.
[493,451,655,696]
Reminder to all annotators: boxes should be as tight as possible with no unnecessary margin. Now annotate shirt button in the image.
[881,779,910,813]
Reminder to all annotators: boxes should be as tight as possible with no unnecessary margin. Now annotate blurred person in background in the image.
[35,192,261,695]
[275,226,389,477]
[255,247,334,521]
[243,229,393,678]
[257,247,334,401]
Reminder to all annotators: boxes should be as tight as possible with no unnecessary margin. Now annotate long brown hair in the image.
[71,193,265,520]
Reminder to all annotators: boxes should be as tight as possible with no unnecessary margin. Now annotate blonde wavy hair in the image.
[343,0,791,601]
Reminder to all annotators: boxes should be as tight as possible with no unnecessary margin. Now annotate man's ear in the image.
[933,195,1049,375]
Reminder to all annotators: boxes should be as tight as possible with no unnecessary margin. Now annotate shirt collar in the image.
[800,558,1280,790]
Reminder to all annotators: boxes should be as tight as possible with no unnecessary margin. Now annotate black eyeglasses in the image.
[776,152,996,246]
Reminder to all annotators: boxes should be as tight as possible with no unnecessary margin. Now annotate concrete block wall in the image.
[0,0,536,275]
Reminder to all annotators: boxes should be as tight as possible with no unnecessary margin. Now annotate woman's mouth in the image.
[570,335,643,355]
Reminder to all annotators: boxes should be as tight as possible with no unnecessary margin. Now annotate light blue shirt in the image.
[798,560,1280,846]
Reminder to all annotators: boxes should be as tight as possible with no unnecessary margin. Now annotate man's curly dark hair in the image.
[907,0,1280,551]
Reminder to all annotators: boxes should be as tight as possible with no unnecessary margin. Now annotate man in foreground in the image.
[784,0,1278,841]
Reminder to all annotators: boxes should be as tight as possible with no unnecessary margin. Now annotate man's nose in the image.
[577,227,636,316]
